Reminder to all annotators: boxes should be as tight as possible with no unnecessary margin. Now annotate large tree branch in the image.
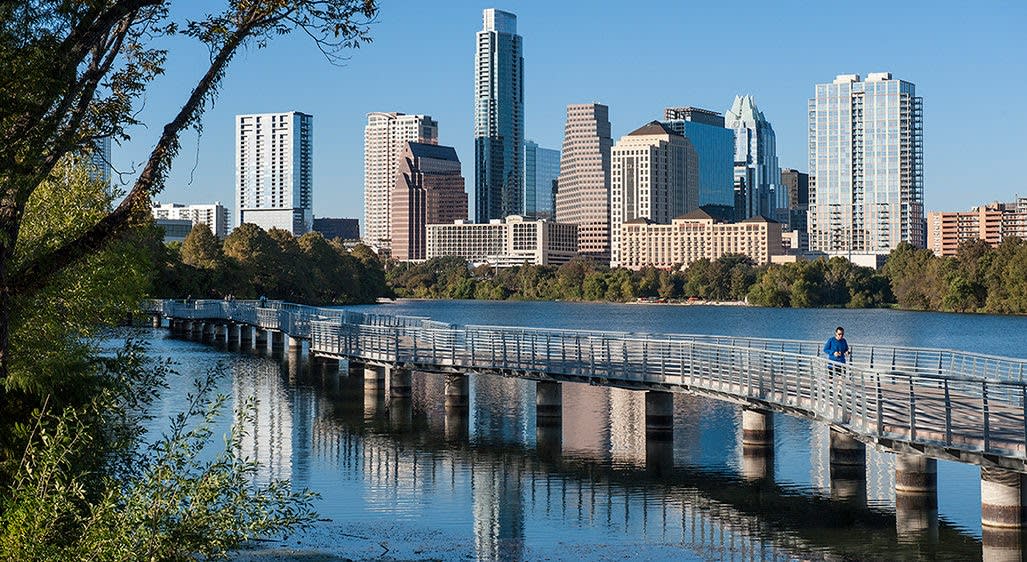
[8,23,252,297]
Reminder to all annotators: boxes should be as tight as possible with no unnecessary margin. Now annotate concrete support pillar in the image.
[239,325,254,348]
[444,374,470,442]
[201,322,214,343]
[363,365,386,420]
[644,391,674,439]
[185,321,196,340]
[319,357,340,375]
[255,328,268,350]
[212,323,226,345]
[346,359,363,378]
[740,409,774,481]
[982,468,1027,562]
[287,335,303,353]
[269,331,284,353]
[894,454,938,543]
[226,324,240,346]
[389,368,413,400]
[535,381,562,459]
[829,428,866,502]
[151,314,162,328]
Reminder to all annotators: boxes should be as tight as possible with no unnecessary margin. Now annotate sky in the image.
[117,0,1027,223]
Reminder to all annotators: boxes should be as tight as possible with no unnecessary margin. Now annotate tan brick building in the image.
[618,209,783,270]
[426,215,577,267]
[391,142,468,261]
[927,198,1027,256]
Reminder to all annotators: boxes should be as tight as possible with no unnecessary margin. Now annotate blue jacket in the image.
[823,337,849,363]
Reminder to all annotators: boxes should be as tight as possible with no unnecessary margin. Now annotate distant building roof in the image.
[407,141,459,162]
[742,214,779,224]
[626,121,680,137]
[674,205,736,223]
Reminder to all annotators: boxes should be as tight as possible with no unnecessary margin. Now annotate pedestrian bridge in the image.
[145,298,1027,538]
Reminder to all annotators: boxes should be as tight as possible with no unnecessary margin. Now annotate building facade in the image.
[662,107,735,208]
[312,218,360,241]
[609,121,699,267]
[426,215,577,267]
[523,140,560,219]
[235,111,313,235]
[724,95,780,219]
[152,201,231,238]
[618,210,783,270]
[363,112,439,250]
[927,198,1027,256]
[87,135,112,185]
[554,103,614,263]
[780,168,810,249]
[808,73,925,255]
[474,8,524,223]
[154,219,194,243]
[391,142,468,261]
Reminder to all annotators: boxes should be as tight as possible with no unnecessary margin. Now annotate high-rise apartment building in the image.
[87,135,112,185]
[363,112,439,251]
[724,95,780,219]
[927,198,1027,256]
[235,111,313,235]
[662,107,735,208]
[474,8,524,223]
[523,140,560,219]
[391,142,468,261]
[554,103,613,263]
[152,201,231,238]
[780,168,810,247]
[808,73,924,254]
[609,121,699,267]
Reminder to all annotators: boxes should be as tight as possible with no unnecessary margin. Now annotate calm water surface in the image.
[131,302,1027,561]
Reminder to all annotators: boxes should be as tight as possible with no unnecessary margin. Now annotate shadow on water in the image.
[152,328,994,561]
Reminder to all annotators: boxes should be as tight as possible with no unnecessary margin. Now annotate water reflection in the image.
[211,342,983,561]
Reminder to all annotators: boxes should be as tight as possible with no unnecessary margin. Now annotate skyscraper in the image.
[474,8,524,223]
[523,140,560,219]
[662,107,734,207]
[87,135,112,185]
[724,95,780,219]
[808,73,925,254]
[363,112,439,251]
[609,121,699,267]
[555,103,613,262]
[780,168,810,233]
[235,111,313,235]
[391,142,468,261]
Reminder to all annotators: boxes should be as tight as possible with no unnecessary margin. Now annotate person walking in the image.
[823,326,850,364]
[823,326,852,422]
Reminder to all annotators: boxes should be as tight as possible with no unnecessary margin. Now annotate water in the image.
[130,302,1027,560]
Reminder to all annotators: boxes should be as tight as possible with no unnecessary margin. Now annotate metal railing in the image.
[151,299,1027,463]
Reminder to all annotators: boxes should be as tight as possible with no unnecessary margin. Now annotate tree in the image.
[180,223,222,270]
[0,0,377,402]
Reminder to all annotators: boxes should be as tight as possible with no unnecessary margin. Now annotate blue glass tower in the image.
[662,107,735,208]
[523,140,560,219]
[474,9,524,223]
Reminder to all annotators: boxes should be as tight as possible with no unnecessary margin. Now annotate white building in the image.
[363,112,439,251]
[426,215,577,267]
[235,111,313,235]
[808,73,925,255]
[609,121,699,267]
[152,201,231,238]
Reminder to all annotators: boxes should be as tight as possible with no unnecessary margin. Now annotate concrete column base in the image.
[741,408,774,447]
[444,374,470,442]
[389,368,412,400]
[645,391,674,441]
[982,467,1027,529]
[535,381,562,428]
[363,365,386,419]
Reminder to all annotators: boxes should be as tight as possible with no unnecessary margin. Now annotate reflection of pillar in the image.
[269,331,284,353]
[201,322,213,343]
[151,314,162,328]
[213,323,226,345]
[226,323,240,347]
[346,359,363,378]
[473,462,525,562]
[288,335,303,353]
[444,374,470,441]
[239,325,254,348]
[388,368,413,430]
[255,328,268,351]
[894,455,938,543]
[363,365,386,420]
[741,408,774,481]
[829,428,866,503]
[536,381,562,459]
[390,368,412,400]
[645,391,674,477]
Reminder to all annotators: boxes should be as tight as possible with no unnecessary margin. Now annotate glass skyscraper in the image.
[474,8,524,223]
[724,95,780,219]
[662,107,735,208]
[523,140,560,219]
[808,73,924,254]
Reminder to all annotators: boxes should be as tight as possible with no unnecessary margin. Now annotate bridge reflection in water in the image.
[221,347,983,561]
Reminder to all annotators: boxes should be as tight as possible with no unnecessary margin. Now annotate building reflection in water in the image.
[225,358,980,561]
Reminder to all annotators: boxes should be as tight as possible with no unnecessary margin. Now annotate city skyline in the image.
[113,1,1025,222]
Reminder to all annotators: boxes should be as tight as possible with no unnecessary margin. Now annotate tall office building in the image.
[662,107,734,207]
[363,112,439,251]
[391,142,468,261]
[724,95,780,219]
[523,140,560,219]
[554,103,613,262]
[609,121,699,267]
[86,135,112,185]
[780,168,810,236]
[474,8,524,223]
[808,73,925,254]
[235,111,313,235]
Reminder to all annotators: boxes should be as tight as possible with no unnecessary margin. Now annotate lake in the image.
[130,301,1027,560]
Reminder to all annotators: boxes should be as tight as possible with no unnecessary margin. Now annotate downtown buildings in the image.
[523,140,560,219]
[554,103,614,263]
[662,107,735,208]
[363,112,439,251]
[474,8,524,223]
[152,201,231,239]
[808,73,925,256]
[391,142,468,261]
[927,197,1027,256]
[609,121,699,267]
[426,215,577,267]
[235,111,313,235]
[725,95,780,220]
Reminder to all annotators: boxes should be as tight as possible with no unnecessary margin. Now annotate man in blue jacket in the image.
[824,326,850,363]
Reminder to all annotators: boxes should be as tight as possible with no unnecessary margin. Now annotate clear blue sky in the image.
[118,0,1027,221]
